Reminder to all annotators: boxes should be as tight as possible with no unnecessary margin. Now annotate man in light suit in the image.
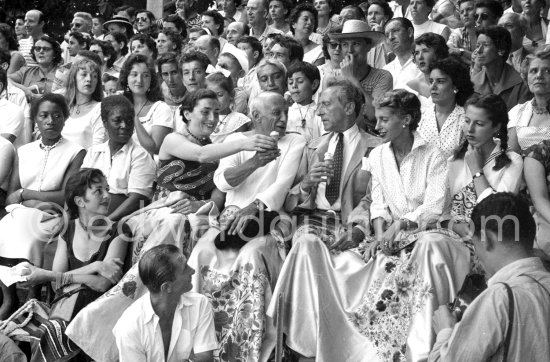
[284,77,381,250]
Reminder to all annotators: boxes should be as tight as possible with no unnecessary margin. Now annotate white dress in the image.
[508,100,550,151]
[62,102,106,149]
[417,105,465,159]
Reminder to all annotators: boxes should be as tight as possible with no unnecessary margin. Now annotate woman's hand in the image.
[380,222,401,255]
[97,259,123,284]
[170,198,193,214]
[242,134,278,152]
[364,239,381,261]
[17,262,44,287]
[465,145,484,175]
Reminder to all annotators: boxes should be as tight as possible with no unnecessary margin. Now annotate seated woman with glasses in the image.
[8,35,64,102]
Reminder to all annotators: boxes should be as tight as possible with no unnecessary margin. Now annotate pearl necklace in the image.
[38,138,62,192]
[532,99,549,115]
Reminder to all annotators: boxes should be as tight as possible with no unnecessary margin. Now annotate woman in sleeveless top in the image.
[61,58,106,149]
[9,168,128,361]
[0,94,85,319]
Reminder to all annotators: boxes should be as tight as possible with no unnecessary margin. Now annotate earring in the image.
[126,85,130,92]
[402,124,407,128]
[453,89,458,94]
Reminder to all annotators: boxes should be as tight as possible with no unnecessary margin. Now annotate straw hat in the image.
[103,16,135,36]
[329,20,385,46]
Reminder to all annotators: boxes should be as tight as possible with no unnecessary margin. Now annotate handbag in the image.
[49,284,99,322]
[0,299,50,342]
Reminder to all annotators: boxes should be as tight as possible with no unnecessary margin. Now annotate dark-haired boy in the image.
[286,61,325,141]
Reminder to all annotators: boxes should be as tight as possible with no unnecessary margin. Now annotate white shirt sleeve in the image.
[192,296,218,354]
[151,101,175,129]
[0,102,24,138]
[90,104,107,146]
[127,146,157,197]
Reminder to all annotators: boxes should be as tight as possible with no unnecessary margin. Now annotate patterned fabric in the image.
[418,105,466,159]
[451,181,477,221]
[524,140,550,192]
[326,133,343,204]
[210,112,251,144]
[199,264,268,362]
[508,101,550,151]
[155,157,218,201]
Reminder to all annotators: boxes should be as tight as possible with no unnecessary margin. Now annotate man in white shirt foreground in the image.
[113,244,217,362]
[430,192,550,361]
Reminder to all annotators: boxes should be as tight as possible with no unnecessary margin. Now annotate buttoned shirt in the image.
[287,101,325,142]
[113,292,217,362]
[10,65,58,95]
[314,124,361,211]
[418,105,465,159]
[429,258,550,362]
[383,56,422,89]
[82,139,156,198]
[367,132,449,225]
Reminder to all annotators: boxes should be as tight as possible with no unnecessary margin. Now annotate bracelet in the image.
[400,218,411,230]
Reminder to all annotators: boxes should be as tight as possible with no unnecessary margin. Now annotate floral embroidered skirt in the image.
[267,229,471,362]
[188,227,284,362]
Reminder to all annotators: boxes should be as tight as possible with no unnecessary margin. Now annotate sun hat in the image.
[329,20,385,46]
[103,16,135,36]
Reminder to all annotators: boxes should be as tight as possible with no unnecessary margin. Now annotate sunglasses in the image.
[328,42,341,49]
[475,13,489,21]
[34,46,53,52]
[137,17,149,22]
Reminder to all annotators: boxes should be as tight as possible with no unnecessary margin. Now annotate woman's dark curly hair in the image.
[119,53,162,103]
[90,39,117,68]
[65,168,106,219]
[179,89,218,124]
[290,2,319,35]
[159,29,183,55]
[373,89,422,131]
[129,33,158,59]
[454,93,511,170]
[31,35,63,66]
[0,23,19,51]
[429,57,474,107]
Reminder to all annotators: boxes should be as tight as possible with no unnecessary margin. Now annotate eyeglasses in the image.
[328,42,341,49]
[34,46,53,52]
[475,13,489,21]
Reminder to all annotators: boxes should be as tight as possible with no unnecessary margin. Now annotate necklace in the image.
[187,128,209,145]
[74,100,94,115]
[38,137,62,192]
[297,103,313,128]
[166,88,186,105]
[532,99,549,115]
[135,100,149,119]
[215,113,229,134]
[78,218,89,233]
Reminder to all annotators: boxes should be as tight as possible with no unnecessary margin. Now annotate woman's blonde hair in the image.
[65,58,104,107]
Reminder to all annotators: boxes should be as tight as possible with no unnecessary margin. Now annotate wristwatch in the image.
[472,171,484,180]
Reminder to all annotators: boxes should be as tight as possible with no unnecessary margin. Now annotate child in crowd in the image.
[216,51,249,114]
[286,61,324,141]
[206,72,251,143]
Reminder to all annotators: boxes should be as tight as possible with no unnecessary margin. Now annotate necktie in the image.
[326,133,343,205]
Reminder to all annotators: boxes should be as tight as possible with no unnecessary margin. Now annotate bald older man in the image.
[186,91,306,360]
[498,12,529,75]
[19,10,46,67]
[226,22,249,46]
[194,35,220,66]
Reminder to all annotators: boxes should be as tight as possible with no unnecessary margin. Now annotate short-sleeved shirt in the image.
[82,139,156,198]
[113,291,217,362]
[11,65,58,95]
[0,98,24,139]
